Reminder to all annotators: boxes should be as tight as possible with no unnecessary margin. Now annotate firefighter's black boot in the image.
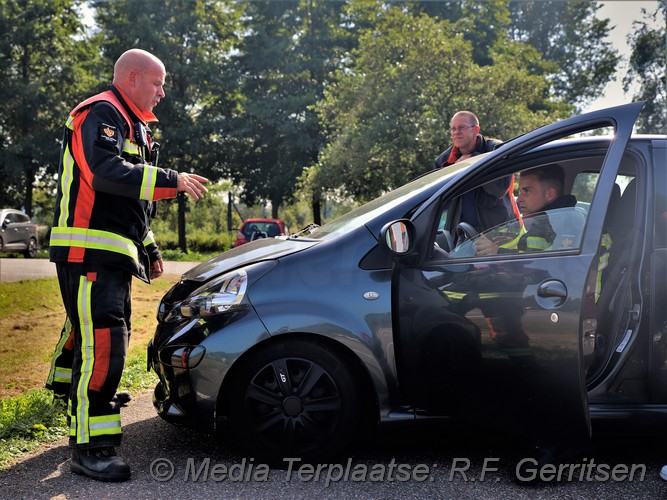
[71,446,131,482]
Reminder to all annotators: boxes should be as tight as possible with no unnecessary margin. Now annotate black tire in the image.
[23,238,37,258]
[227,339,362,466]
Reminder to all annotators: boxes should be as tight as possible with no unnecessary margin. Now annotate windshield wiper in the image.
[290,223,320,238]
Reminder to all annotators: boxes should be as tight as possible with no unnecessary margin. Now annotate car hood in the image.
[176,159,480,287]
[179,237,319,283]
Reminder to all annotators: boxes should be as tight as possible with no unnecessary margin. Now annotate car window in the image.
[656,159,667,249]
[571,172,634,212]
[441,158,610,259]
[242,222,282,238]
[7,212,29,224]
[449,207,587,259]
[571,172,597,211]
[244,223,266,236]
[307,158,480,241]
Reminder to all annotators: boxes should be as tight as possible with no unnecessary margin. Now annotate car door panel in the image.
[5,217,20,247]
[393,102,643,451]
[396,255,592,448]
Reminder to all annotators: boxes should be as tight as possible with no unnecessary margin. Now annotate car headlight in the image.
[179,269,248,318]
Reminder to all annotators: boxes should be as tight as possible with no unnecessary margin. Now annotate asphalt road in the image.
[0,257,199,282]
[1,390,666,499]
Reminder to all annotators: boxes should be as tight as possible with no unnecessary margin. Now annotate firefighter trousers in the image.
[49,262,132,449]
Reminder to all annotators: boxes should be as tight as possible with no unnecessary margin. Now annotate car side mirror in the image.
[381,219,415,255]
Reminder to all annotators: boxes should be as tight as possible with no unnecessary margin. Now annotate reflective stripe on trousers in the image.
[55,263,130,448]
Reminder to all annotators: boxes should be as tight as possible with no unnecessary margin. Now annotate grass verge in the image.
[0,273,180,470]
[0,355,158,469]
[0,390,68,469]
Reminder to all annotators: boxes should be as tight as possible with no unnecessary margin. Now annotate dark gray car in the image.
[148,102,667,465]
[0,208,38,258]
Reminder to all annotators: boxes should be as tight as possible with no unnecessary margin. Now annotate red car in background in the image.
[232,218,288,247]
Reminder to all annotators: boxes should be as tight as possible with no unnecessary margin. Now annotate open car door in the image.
[392,103,643,457]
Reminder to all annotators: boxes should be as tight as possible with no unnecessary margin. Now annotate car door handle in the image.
[537,280,567,298]
[536,280,568,309]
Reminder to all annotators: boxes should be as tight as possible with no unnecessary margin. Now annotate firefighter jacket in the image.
[49,85,179,282]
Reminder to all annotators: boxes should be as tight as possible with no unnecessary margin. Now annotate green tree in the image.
[92,0,242,177]
[0,0,98,218]
[508,0,619,111]
[412,0,512,66]
[312,7,569,203]
[227,0,352,222]
[624,0,666,133]
[387,1,617,111]
[91,0,244,250]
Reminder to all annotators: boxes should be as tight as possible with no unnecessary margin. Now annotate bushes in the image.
[154,227,235,254]
[37,226,50,250]
[149,184,241,254]
[38,225,235,256]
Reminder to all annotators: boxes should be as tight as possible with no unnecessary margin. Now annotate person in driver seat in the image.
[474,163,578,255]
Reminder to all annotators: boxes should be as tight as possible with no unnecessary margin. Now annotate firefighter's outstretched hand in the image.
[177,172,209,200]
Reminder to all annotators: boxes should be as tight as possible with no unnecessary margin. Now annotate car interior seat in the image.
[245,225,258,238]
[609,179,637,243]
[267,224,280,237]
[586,179,638,380]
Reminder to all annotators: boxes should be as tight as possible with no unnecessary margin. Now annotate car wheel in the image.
[23,238,37,258]
[227,339,361,465]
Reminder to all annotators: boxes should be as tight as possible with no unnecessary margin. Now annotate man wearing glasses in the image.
[434,110,519,233]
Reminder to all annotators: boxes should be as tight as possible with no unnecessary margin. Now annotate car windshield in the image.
[307,157,482,240]
[242,222,280,238]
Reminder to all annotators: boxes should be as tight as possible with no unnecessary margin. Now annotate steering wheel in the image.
[455,222,478,244]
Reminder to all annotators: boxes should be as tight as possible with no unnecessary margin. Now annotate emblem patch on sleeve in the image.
[99,123,118,144]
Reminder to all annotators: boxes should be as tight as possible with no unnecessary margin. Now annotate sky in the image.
[585,1,663,111]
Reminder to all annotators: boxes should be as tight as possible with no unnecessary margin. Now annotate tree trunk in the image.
[24,166,35,217]
[311,190,321,225]
[178,192,187,252]
[227,192,233,231]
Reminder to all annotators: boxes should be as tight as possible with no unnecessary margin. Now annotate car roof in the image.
[242,218,283,223]
[0,208,25,215]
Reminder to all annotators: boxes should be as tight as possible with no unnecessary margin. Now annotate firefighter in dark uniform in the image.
[46,49,208,482]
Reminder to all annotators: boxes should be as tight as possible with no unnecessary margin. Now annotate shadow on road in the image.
[2,393,666,498]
